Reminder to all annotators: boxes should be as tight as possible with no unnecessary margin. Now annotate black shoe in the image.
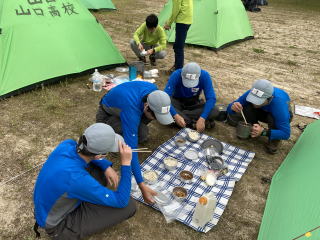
[205,120,215,129]
[265,140,280,154]
[149,54,156,66]
[139,56,146,63]
[165,65,176,75]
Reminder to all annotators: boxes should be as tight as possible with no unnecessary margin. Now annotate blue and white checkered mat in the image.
[131,128,255,233]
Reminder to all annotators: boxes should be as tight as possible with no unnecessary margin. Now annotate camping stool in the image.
[129,61,144,76]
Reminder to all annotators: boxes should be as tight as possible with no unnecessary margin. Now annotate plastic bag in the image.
[152,183,188,223]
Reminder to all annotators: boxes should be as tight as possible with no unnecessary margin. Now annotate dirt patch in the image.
[0,1,319,239]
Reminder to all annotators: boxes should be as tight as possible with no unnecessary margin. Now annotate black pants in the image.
[45,164,136,240]
[171,97,219,126]
[96,105,150,143]
[174,23,191,69]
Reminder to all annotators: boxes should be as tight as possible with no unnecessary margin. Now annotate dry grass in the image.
[0,0,320,239]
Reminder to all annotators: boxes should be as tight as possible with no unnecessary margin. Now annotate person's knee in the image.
[126,199,136,218]
[156,51,167,59]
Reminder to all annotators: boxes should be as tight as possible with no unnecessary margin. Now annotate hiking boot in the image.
[149,54,156,66]
[139,56,146,63]
[265,140,281,154]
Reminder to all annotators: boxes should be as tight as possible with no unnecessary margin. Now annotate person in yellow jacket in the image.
[164,0,193,71]
[130,14,167,66]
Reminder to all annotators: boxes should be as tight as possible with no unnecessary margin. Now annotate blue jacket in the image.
[164,69,216,119]
[100,81,158,184]
[33,140,132,228]
[227,88,291,140]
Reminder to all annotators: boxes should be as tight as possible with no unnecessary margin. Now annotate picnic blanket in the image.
[131,128,255,233]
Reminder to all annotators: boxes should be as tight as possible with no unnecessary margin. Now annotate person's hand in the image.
[231,102,243,113]
[146,49,154,55]
[138,43,144,51]
[139,182,157,204]
[174,114,186,128]
[196,117,205,132]
[104,167,119,189]
[119,140,132,166]
[251,124,264,138]
[164,24,171,30]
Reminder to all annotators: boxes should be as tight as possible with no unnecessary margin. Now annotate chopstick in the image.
[240,110,248,125]
[132,150,152,153]
[132,148,149,150]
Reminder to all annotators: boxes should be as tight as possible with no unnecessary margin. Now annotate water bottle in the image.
[192,192,217,227]
[92,69,102,92]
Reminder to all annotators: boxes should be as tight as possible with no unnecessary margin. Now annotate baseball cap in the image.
[83,123,124,154]
[246,79,274,105]
[181,62,201,88]
[147,90,174,125]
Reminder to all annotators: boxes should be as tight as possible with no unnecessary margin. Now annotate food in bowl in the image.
[179,170,193,183]
[174,136,186,147]
[172,186,188,201]
[187,130,200,142]
[143,170,158,184]
[164,157,178,170]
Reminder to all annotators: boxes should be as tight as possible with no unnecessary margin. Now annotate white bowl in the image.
[164,157,178,171]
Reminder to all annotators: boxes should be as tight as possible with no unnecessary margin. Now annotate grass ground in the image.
[0,0,319,239]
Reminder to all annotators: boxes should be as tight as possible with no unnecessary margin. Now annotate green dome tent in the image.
[80,0,116,10]
[0,0,124,98]
[258,120,320,240]
[158,0,254,50]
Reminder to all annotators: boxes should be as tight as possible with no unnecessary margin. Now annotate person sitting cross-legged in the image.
[33,123,135,240]
[164,62,219,132]
[130,14,167,66]
[227,79,293,154]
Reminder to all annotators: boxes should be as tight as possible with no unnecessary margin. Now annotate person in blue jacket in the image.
[164,62,218,132]
[227,79,292,154]
[96,81,174,203]
[33,123,135,239]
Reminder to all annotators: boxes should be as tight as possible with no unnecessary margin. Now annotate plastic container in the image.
[192,193,217,227]
[129,65,137,80]
[129,61,145,76]
[236,121,252,139]
[91,69,103,92]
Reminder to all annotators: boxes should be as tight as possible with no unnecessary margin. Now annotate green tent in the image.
[158,0,254,50]
[0,0,124,98]
[80,0,116,10]
[258,120,320,240]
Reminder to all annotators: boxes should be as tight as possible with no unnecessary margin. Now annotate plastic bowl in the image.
[143,170,158,185]
[172,186,188,201]
[174,136,186,147]
[187,130,200,142]
[179,170,194,183]
[163,157,178,171]
[184,150,199,161]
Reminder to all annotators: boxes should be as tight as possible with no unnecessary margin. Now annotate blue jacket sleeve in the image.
[200,72,216,119]
[227,90,251,114]
[269,101,291,140]
[91,159,112,172]
[68,166,132,208]
[120,110,144,184]
[164,71,179,116]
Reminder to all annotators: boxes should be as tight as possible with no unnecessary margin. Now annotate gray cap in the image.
[246,79,274,105]
[181,62,201,88]
[83,123,124,154]
[147,90,174,125]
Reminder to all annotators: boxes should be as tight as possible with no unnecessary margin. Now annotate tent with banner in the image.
[80,0,116,10]
[0,0,124,98]
[158,0,254,50]
[258,120,320,240]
